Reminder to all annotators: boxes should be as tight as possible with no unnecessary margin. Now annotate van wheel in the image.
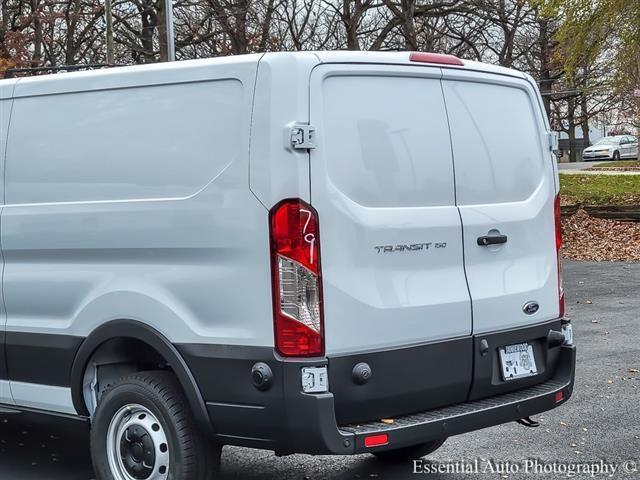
[372,438,446,462]
[90,370,220,480]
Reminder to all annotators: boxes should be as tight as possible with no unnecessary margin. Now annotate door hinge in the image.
[547,131,558,152]
[290,124,316,150]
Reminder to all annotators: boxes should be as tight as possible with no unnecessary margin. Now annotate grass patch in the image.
[590,160,640,169]
[560,173,640,205]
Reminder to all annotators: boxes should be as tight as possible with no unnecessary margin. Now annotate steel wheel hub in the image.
[107,404,170,480]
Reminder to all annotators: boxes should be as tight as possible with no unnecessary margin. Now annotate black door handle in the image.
[477,234,508,246]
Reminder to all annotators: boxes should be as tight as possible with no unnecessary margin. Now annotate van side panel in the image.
[2,62,273,407]
[249,52,320,207]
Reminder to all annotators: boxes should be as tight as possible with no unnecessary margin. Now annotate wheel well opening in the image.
[82,337,172,416]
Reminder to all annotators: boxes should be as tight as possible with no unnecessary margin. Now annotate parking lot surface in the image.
[1,260,638,479]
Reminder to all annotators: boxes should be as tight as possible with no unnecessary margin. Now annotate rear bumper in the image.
[275,344,575,455]
[178,326,576,456]
[341,344,575,453]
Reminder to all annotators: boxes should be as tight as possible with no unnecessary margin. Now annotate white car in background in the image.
[582,135,639,161]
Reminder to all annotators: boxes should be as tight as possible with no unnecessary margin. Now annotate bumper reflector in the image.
[555,391,564,403]
[364,434,389,448]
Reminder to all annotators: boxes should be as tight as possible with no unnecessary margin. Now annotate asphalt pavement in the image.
[1,260,639,479]
[557,160,640,174]
[558,161,594,171]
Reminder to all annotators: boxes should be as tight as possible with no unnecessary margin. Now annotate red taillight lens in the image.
[554,195,565,318]
[270,199,324,357]
[554,195,563,251]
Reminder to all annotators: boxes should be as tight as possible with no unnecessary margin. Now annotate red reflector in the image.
[410,52,464,66]
[555,391,564,403]
[364,434,389,448]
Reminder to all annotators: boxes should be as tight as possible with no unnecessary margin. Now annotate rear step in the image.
[340,378,566,435]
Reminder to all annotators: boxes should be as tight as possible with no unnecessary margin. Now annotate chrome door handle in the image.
[477,234,508,246]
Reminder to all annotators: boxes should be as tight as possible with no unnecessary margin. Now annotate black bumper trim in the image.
[338,344,575,454]
[178,327,575,455]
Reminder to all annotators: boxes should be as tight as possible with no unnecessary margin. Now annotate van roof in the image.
[0,51,527,99]
[310,51,526,79]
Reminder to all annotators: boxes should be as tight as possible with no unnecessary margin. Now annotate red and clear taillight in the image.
[270,199,324,357]
[554,195,565,318]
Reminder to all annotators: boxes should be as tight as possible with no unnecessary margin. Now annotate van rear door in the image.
[309,64,472,355]
[441,71,560,398]
[308,64,474,423]
[441,71,558,334]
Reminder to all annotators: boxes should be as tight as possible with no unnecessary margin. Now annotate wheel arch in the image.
[70,319,213,435]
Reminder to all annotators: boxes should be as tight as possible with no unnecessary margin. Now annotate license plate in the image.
[499,342,537,381]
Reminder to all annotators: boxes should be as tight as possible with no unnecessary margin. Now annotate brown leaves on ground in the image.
[562,209,640,262]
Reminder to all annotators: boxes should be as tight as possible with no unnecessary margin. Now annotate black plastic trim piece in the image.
[0,402,90,422]
[177,343,283,449]
[176,321,573,455]
[469,318,563,400]
[5,332,84,387]
[70,320,213,435]
[328,337,473,425]
[178,343,353,455]
[0,328,6,380]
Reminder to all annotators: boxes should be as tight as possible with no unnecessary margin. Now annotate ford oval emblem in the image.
[523,301,539,315]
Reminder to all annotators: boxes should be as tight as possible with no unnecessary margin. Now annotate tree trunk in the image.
[65,0,83,65]
[105,0,114,64]
[401,0,417,51]
[568,96,577,163]
[31,0,43,66]
[140,1,158,63]
[580,94,590,147]
[258,0,276,52]
[537,17,552,121]
[343,0,360,50]
[157,0,168,61]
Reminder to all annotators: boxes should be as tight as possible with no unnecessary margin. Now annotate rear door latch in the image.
[289,124,316,150]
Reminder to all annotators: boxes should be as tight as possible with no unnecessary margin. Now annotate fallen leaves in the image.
[562,209,640,262]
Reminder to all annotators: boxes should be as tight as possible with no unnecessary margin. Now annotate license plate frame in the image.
[499,342,538,381]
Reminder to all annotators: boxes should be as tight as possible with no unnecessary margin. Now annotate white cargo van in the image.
[0,51,575,479]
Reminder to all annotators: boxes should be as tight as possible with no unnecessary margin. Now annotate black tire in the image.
[372,438,446,462]
[612,150,620,161]
[91,370,220,480]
